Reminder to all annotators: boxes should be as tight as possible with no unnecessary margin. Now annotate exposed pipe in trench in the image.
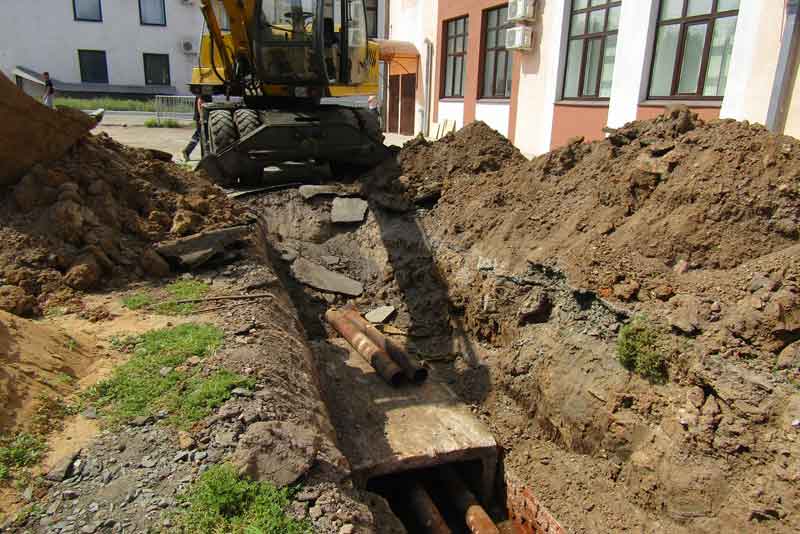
[408,483,453,534]
[341,307,428,383]
[441,466,500,534]
[325,308,404,385]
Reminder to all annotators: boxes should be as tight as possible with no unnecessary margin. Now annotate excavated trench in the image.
[245,186,569,534]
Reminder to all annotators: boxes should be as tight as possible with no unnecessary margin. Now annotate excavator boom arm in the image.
[199,0,257,85]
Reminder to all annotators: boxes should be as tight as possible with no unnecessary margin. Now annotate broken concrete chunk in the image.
[45,452,79,482]
[156,225,248,268]
[232,421,319,486]
[291,258,363,296]
[299,185,340,200]
[331,197,368,223]
[365,305,396,323]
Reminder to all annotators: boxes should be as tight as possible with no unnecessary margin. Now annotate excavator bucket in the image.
[0,72,94,186]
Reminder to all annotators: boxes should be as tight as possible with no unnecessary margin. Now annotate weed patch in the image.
[176,464,311,534]
[144,118,185,128]
[0,433,46,481]
[617,317,667,383]
[55,97,160,112]
[86,324,236,425]
[122,293,154,310]
[155,280,210,315]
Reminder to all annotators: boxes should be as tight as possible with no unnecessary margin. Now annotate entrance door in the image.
[388,75,400,133]
[400,74,416,135]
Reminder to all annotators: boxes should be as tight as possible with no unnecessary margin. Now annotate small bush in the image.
[617,317,667,383]
[177,464,311,534]
[144,118,184,128]
[0,433,47,480]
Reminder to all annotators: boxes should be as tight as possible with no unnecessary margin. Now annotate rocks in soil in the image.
[365,305,396,323]
[291,258,364,296]
[232,421,319,486]
[0,284,36,315]
[44,452,79,482]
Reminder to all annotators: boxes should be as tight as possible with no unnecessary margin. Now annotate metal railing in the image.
[154,95,194,124]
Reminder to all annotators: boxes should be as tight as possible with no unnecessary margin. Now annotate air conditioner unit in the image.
[508,0,536,22]
[181,39,197,54]
[180,0,194,5]
[506,26,533,51]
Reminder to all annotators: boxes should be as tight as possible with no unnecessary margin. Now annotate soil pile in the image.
[0,310,94,434]
[362,121,525,209]
[0,132,248,316]
[0,73,94,185]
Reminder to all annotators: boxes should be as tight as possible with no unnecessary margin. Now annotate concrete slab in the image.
[299,185,340,200]
[291,258,363,296]
[315,338,498,500]
[365,305,396,323]
[331,198,369,223]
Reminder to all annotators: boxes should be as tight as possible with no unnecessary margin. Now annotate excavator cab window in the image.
[254,0,322,83]
[322,0,369,85]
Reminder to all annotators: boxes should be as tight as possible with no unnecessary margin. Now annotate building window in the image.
[78,50,109,83]
[442,16,469,98]
[481,6,512,99]
[143,53,171,85]
[139,0,166,26]
[562,0,621,100]
[649,0,739,99]
[73,0,102,22]
[366,0,378,38]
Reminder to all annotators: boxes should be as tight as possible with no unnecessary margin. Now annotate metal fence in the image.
[154,95,195,124]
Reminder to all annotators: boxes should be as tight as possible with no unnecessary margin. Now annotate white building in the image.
[0,0,209,98]
[387,0,800,153]
[0,1,387,100]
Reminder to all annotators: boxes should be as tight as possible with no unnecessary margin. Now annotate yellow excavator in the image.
[192,0,407,185]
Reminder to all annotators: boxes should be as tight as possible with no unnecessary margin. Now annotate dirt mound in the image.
[0,73,94,186]
[362,121,525,209]
[0,132,248,315]
[0,311,96,434]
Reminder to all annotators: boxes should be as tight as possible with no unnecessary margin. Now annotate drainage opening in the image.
[367,460,510,534]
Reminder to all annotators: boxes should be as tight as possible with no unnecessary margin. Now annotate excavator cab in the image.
[192,0,385,186]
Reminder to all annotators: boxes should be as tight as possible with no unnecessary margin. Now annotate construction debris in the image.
[331,197,369,223]
[365,305,396,323]
[291,258,364,296]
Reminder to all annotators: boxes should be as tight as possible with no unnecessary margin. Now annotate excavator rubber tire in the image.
[234,109,261,139]
[208,110,237,153]
[353,108,385,145]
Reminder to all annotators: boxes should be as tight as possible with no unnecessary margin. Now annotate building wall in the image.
[433,0,512,135]
[0,1,205,95]
[475,101,510,136]
[785,57,800,138]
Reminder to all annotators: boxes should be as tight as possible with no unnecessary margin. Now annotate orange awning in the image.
[375,39,420,61]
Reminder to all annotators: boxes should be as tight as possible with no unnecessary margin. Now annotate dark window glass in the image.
[442,16,468,98]
[214,0,230,31]
[73,0,102,22]
[139,0,166,26]
[78,50,109,83]
[366,0,378,38]
[481,6,512,98]
[562,0,621,100]
[649,0,739,98]
[143,53,170,85]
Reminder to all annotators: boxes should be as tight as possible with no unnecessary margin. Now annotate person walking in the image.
[42,72,55,109]
[183,95,208,161]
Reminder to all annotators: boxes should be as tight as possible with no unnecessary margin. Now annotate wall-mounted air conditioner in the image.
[506,26,533,51]
[181,39,197,54]
[508,0,536,23]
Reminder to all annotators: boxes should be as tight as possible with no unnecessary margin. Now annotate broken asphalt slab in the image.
[291,258,363,296]
[331,198,369,223]
[155,225,249,268]
[298,184,360,200]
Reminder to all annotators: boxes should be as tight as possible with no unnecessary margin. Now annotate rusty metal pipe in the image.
[342,308,428,384]
[325,308,404,386]
[441,467,500,534]
[408,483,453,534]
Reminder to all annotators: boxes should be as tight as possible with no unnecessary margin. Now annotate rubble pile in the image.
[0,133,248,316]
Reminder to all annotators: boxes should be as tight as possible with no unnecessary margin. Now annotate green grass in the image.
[85,324,230,425]
[122,292,155,310]
[176,464,311,534]
[55,97,159,112]
[144,118,186,128]
[0,433,47,481]
[617,317,668,383]
[154,280,211,315]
